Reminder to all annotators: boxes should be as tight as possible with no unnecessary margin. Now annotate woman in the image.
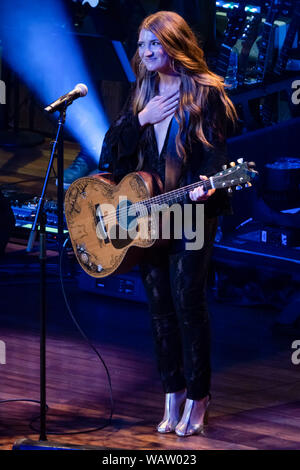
[100,11,237,437]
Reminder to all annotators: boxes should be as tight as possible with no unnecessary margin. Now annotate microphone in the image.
[44,83,88,113]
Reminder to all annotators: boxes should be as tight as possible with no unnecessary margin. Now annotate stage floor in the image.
[0,137,300,451]
[0,244,300,451]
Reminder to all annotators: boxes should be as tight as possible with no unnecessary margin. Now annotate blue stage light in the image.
[112,41,136,83]
[0,0,109,161]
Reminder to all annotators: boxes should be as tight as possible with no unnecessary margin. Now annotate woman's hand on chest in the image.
[138,90,179,127]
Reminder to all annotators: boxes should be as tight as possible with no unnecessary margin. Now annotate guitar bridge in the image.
[95,204,110,244]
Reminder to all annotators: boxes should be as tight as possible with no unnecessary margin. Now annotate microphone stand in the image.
[13,99,107,451]
[26,105,66,443]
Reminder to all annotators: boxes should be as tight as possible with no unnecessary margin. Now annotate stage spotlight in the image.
[0,0,109,160]
[82,0,111,9]
[71,0,111,11]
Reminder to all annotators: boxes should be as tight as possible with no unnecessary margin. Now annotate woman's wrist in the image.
[138,110,147,127]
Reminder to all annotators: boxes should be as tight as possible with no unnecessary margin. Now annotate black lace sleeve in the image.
[199,87,231,176]
[186,87,234,216]
[202,88,234,216]
[99,92,142,183]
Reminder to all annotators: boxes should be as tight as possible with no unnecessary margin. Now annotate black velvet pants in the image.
[139,216,218,401]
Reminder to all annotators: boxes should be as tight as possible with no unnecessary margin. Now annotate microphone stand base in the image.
[12,438,109,451]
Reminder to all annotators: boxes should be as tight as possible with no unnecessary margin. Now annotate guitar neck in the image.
[238,13,262,86]
[129,161,257,218]
[274,6,300,75]
[134,179,211,216]
[255,0,281,82]
[215,1,247,77]
[256,23,274,81]
[216,46,234,78]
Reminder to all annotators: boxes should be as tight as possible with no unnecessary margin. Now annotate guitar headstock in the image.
[280,1,294,17]
[212,159,258,192]
[264,0,281,21]
[263,0,293,19]
[223,1,248,47]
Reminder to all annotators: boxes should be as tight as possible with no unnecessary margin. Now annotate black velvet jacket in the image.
[99,87,233,217]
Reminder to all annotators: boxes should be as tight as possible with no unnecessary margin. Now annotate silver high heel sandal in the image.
[157,389,187,434]
[175,394,211,437]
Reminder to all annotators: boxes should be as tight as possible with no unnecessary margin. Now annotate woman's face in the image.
[138,29,171,74]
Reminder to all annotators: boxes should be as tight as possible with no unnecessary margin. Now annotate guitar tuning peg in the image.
[222,164,227,170]
[245,182,252,188]
[235,185,243,190]
[227,187,233,193]
[230,162,236,167]
[237,158,244,164]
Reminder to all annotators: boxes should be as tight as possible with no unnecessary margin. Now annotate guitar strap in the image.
[164,111,189,193]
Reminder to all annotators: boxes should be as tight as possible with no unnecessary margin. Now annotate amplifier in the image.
[2,190,68,241]
[232,223,300,248]
[260,225,300,247]
[11,200,67,233]
[77,268,147,303]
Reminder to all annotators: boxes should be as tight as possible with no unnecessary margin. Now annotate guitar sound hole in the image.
[110,224,135,250]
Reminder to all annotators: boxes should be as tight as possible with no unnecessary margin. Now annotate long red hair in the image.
[131,11,237,161]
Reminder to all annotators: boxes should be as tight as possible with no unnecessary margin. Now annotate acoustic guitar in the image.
[64,160,257,278]
[255,0,292,83]
[215,0,248,80]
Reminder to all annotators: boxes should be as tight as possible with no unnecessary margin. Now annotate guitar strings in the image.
[101,179,209,226]
[101,170,248,226]
[100,168,250,226]
[102,177,217,225]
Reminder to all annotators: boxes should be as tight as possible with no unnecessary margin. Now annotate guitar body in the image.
[65,162,257,279]
[64,171,163,278]
[215,1,248,79]
[274,1,300,75]
[237,12,262,87]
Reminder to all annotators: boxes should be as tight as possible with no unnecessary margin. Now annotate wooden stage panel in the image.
[0,316,300,450]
